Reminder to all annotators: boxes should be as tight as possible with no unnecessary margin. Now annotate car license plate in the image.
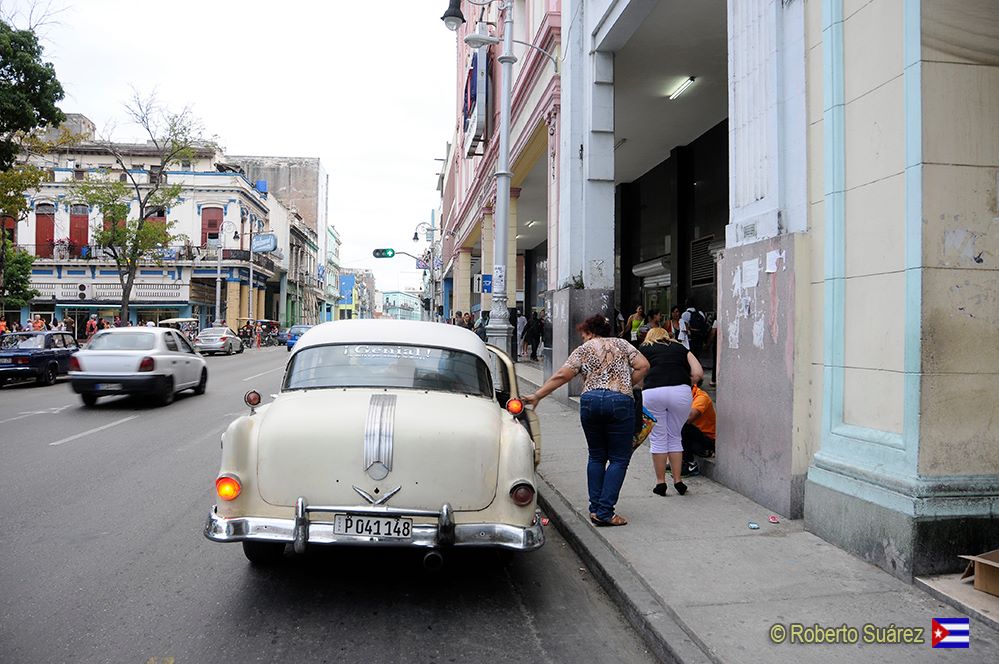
[333,514,413,539]
[95,383,122,391]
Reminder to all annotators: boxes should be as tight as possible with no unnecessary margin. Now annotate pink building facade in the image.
[439,0,562,329]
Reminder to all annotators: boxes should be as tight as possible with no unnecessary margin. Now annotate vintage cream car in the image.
[204,319,544,566]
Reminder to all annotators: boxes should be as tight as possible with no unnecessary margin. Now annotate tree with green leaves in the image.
[0,165,44,315]
[0,17,65,171]
[76,92,209,322]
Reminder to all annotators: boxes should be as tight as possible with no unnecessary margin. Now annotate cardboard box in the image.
[960,549,999,598]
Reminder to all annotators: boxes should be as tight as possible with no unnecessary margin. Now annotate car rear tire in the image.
[81,393,98,407]
[157,377,175,406]
[242,541,285,565]
[37,364,58,386]
[193,368,207,395]
[226,343,233,356]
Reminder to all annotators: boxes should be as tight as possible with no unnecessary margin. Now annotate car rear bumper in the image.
[70,373,171,395]
[204,499,544,552]
[195,343,225,352]
[0,366,43,379]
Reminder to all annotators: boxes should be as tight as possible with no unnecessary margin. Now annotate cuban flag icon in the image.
[931,618,970,648]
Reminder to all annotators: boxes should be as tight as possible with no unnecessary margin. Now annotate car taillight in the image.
[506,398,525,415]
[215,474,241,501]
[219,336,227,342]
[510,483,535,507]
[138,356,155,372]
[14,357,30,365]
[69,356,81,371]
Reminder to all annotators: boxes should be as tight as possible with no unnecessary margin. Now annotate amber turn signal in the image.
[244,390,262,407]
[506,398,525,415]
[215,474,241,501]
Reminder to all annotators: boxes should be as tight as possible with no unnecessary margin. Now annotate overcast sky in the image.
[4,0,457,292]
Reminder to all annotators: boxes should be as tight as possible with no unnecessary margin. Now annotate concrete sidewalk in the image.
[517,364,999,663]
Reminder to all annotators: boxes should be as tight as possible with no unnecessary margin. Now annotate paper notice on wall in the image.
[731,265,742,295]
[492,265,506,293]
[753,316,766,349]
[766,249,786,273]
[742,258,760,287]
[727,319,739,350]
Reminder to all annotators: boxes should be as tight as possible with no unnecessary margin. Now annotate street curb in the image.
[536,474,716,664]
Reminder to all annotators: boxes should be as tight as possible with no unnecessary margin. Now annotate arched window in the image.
[35,203,56,258]
[70,204,89,256]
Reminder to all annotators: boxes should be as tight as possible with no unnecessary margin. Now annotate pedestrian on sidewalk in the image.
[639,327,704,496]
[523,314,650,527]
[524,311,542,361]
[623,304,645,346]
[516,310,527,357]
[681,379,716,476]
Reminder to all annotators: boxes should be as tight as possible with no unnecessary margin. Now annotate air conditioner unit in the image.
[77,283,90,300]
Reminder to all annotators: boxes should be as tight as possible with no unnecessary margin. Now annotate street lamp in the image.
[442,2,558,351]
[442,0,516,352]
[213,223,240,326]
[241,208,264,327]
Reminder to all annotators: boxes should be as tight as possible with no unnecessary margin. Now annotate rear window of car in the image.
[0,334,44,350]
[88,332,156,351]
[199,329,224,337]
[284,343,493,397]
[289,326,310,335]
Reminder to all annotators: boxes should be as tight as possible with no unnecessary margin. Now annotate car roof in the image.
[294,319,489,362]
[93,327,169,335]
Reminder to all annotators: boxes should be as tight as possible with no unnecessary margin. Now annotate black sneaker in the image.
[675,481,687,496]
[652,483,668,496]
[681,461,700,477]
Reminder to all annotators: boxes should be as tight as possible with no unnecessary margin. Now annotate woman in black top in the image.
[640,327,704,496]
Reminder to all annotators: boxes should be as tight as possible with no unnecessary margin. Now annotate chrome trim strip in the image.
[204,507,544,551]
[363,394,396,480]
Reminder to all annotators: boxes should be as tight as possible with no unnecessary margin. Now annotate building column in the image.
[238,283,249,322]
[555,28,617,393]
[278,272,288,326]
[506,190,520,306]
[256,288,266,322]
[225,280,241,325]
[480,212,494,312]
[545,105,561,294]
[454,247,472,316]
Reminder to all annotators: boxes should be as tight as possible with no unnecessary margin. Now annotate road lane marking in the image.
[1,404,74,425]
[49,415,139,446]
[0,413,34,425]
[241,367,282,382]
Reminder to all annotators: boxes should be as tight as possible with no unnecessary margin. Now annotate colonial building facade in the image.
[440,0,999,580]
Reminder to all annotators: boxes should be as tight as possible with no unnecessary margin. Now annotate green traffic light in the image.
[373,248,396,258]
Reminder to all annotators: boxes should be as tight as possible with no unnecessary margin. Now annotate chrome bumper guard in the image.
[204,498,544,552]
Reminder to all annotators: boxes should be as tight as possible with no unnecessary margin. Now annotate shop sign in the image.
[463,47,488,158]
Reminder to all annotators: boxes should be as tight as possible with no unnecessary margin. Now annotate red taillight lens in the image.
[506,398,525,415]
[215,475,241,501]
[14,356,30,365]
[69,356,81,371]
[219,336,227,342]
[510,483,535,507]
[138,356,154,372]
[244,390,261,407]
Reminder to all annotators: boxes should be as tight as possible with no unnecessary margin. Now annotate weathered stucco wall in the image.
[714,233,811,518]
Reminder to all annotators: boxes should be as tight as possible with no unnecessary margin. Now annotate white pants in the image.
[643,385,693,454]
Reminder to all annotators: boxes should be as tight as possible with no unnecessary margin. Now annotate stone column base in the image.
[550,287,614,398]
[805,467,999,580]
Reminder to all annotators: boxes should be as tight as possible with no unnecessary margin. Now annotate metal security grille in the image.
[690,236,715,286]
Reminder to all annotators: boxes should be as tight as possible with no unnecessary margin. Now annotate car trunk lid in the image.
[256,389,502,511]
[76,351,149,374]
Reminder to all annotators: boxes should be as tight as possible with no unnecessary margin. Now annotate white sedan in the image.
[204,319,544,567]
[70,327,208,407]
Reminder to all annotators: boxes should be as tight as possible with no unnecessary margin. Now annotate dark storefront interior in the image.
[616,119,728,320]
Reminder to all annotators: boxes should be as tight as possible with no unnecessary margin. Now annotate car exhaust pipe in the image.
[422,550,444,571]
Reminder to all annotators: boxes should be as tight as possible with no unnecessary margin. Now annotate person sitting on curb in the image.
[681,379,716,477]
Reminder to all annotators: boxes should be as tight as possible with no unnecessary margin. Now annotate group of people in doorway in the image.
[620,300,717,387]
[523,301,716,528]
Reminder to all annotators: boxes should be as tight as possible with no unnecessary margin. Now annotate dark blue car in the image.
[286,325,312,352]
[0,331,80,387]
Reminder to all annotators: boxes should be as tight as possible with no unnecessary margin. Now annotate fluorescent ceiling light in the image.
[668,77,695,100]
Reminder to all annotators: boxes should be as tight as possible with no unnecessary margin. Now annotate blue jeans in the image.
[579,389,635,521]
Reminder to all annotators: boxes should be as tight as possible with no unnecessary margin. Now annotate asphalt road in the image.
[0,347,656,664]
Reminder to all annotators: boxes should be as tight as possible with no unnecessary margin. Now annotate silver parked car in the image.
[70,327,208,407]
[194,327,243,355]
